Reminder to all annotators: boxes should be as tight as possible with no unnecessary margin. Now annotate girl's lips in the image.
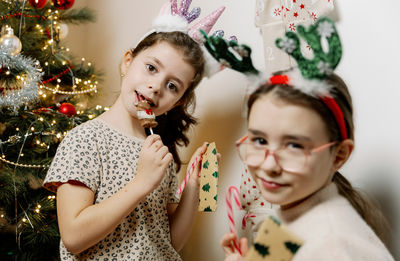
[134,91,155,106]
[134,91,140,105]
[259,178,287,190]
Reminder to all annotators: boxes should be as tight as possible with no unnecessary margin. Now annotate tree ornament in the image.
[56,23,69,39]
[0,46,42,112]
[52,0,74,10]
[0,25,22,56]
[58,102,76,116]
[29,0,47,9]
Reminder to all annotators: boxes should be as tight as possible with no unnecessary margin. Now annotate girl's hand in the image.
[221,233,248,260]
[186,142,208,189]
[136,134,173,192]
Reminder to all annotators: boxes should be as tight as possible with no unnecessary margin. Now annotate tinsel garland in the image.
[0,47,43,113]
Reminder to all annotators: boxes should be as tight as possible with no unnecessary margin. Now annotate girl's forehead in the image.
[137,42,195,84]
[248,94,329,141]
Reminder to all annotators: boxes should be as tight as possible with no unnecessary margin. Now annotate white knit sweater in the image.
[277,183,395,261]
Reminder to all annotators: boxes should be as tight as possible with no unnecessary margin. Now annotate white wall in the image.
[67,1,400,260]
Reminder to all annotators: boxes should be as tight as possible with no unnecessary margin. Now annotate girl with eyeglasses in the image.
[221,72,394,260]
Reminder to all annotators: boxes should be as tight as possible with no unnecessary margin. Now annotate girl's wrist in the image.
[129,176,154,197]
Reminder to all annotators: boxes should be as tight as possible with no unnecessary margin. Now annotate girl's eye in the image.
[286,142,305,151]
[250,137,267,146]
[167,82,178,92]
[146,64,157,73]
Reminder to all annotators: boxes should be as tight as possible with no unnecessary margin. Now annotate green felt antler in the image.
[275,17,342,79]
[201,29,259,75]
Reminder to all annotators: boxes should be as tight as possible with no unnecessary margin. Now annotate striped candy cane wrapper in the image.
[176,155,200,197]
[225,185,242,254]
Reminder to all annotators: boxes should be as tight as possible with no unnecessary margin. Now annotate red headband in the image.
[269,75,348,140]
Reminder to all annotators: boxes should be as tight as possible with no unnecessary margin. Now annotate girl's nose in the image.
[147,83,161,95]
[259,152,282,176]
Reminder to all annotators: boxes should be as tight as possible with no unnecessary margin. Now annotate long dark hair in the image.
[248,73,389,244]
[132,31,205,171]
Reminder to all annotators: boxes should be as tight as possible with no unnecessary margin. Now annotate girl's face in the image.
[120,41,195,117]
[247,93,337,209]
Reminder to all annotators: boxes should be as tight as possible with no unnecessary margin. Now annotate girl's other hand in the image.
[187,142,208,189]
[221,233,248,260]
[136,134,173,192]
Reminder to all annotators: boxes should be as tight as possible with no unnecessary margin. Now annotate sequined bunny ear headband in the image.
[137,0,234,78]
[202,17,348,140]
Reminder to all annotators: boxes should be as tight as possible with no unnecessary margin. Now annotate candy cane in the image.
[176,155,200,197]
[242,213,257,230]
[225,185,242,254]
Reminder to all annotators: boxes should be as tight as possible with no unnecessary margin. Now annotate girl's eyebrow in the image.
[149,56,163,68]
[248,128,266,136]
[248,128,312,142]
[282,134,312,142]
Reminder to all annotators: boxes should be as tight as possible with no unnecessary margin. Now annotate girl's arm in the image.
[167,143,207,251]
[57,134,172,254]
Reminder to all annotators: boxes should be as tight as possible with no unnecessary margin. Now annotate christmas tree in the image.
[0,1,104,260]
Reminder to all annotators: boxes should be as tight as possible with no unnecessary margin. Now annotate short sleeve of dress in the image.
[167,162,180,204]
[43,124,101,193]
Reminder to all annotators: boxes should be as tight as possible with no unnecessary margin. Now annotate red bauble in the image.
[58,102,76,116]
[29,0,47,9]
[52,0,74,10]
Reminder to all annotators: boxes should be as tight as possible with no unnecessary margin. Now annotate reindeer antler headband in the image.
[202,17,348,140]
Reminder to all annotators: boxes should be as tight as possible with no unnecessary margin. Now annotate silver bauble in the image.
[0,26,22,56]
[57,23,69,39]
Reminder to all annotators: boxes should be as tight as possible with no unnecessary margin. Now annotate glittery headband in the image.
[137,0,231,78]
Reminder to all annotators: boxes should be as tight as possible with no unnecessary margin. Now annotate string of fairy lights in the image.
[0,9,98,95]
[0,6,104,168]
[0,105,108,168]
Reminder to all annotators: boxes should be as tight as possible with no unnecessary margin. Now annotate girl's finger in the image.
[144,134,161,148]
[152,140,164,152]
[156,145,168,156]
[161,152,173,165]
[220,233,237,255]
[239,237,249,256]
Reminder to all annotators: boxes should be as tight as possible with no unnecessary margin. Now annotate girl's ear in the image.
[121,50,133,75]
[332,139,354,172]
